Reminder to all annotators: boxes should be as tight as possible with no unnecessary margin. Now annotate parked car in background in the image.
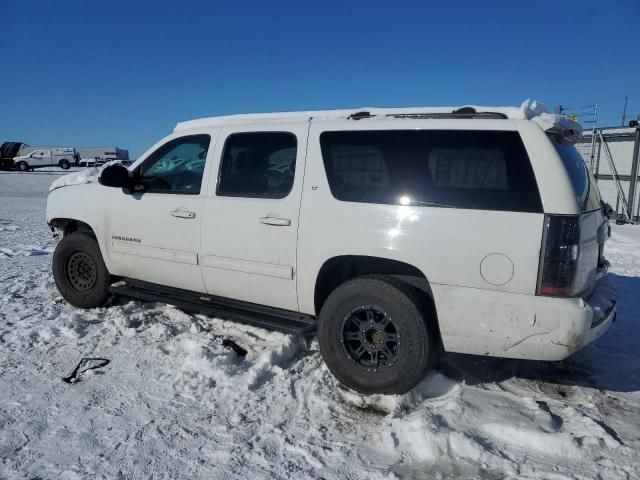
[13,148,76,171]
[46,102,617,395]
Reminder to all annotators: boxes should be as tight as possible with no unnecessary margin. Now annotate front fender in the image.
[47,184,113,272]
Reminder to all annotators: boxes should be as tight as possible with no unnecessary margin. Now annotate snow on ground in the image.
[1,169,639,479]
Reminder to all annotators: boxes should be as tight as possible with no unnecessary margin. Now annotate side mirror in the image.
[99,164,130,189]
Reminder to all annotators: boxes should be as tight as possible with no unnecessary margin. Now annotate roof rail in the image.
[387,112,509,120]
[387,111,508,120]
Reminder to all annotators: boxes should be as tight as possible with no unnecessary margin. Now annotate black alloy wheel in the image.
[340,305,401,372]
[318,275,439,394]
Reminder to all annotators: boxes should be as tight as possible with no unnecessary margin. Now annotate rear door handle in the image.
[171,208,196,219]
[259,216,291,226]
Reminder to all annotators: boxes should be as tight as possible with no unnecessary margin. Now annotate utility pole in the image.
[622,94,628,126]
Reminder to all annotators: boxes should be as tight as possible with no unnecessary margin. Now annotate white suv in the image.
[46,102,617,394]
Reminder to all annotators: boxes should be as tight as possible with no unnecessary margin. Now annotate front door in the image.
[104,134,212,292]
[29,150,51,167]
[200,124,308,311]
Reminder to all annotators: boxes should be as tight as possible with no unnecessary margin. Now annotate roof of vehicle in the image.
[174,99,582,141]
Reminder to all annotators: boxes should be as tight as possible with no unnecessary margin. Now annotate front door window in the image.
[138,135,210,194]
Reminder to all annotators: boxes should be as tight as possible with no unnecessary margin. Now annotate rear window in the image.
[320,130,542,213]
[552,140,601,212]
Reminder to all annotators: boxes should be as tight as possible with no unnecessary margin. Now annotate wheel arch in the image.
[16,160,29,170]
[49,218,97,238]
[49,217,117,278]
[313,255,441,342]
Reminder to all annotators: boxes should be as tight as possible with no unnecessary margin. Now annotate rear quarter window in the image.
[552,140,601,212]
[319,130,543,213]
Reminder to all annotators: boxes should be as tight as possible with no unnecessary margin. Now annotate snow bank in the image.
[48,160,130,192]
[336,371,461,415]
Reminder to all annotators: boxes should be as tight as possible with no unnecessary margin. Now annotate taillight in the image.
[537,215,581,297]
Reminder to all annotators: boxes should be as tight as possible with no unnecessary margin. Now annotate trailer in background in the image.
[0,142,29,170]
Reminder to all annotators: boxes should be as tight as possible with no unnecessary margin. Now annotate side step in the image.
[110,278,317,336]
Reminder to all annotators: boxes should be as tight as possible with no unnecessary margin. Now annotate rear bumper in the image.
[434,274,617,361]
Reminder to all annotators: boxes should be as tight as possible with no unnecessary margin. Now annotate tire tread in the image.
[318,274,437,394]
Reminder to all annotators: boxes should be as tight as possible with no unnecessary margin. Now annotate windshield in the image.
[552,140,602,212]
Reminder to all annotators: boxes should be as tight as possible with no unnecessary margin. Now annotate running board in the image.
[110,279,317,336]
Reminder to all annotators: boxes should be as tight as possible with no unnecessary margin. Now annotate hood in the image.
[49,161,129,193]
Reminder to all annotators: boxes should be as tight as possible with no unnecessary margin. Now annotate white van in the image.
[14,147,76,171]
[46,102,617,394]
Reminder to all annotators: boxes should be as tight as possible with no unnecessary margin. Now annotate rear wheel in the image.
[59,159,70,170]
[318,275,438,394]
[53,232,110,308]
[16,161,29,172]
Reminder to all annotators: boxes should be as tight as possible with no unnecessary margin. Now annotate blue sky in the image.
[1,0,639,157]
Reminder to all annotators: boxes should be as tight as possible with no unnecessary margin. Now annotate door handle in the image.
[259,216,291,226]
[171,208,196,219]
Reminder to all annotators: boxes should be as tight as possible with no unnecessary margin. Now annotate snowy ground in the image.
[1,169,639,480]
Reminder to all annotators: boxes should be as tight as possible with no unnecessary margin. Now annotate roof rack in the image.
[387,107,508,120]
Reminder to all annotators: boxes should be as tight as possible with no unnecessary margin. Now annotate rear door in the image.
[199,123,308,311]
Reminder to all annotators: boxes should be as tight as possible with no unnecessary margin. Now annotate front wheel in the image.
[318,275,438,395]
[59,159,70,170]
[16,161,29,172]
[53,232,111,308]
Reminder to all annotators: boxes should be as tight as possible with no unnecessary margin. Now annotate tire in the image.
[59,159,70,170]
[16,161,29,172]
[318,275,438,395]
[52,232,110,308]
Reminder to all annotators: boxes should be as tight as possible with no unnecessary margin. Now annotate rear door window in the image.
[320,130,542,213]
[552,140,601,212]
[217,132,297,199]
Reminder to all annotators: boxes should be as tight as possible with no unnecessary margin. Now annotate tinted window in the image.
[552,140,601,212]
[320,130,542,213]
[217,132,297,198]
[139,135,210,194]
